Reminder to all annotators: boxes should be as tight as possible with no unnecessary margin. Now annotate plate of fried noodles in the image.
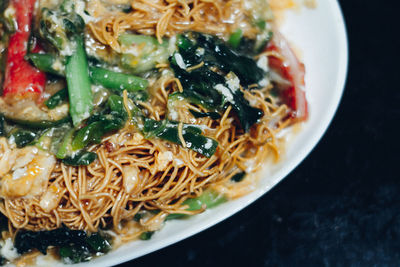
[0,0,347,265]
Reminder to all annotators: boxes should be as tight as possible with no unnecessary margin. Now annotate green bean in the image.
[65,36,93,126]
[29,53,149,92]
[89,66,148,92]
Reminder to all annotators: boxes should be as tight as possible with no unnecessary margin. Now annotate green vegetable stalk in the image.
[65,36,93,126]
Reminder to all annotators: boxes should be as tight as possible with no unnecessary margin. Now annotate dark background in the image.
[120,1,398,266]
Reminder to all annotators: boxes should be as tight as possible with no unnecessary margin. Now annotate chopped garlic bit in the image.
[174,53,186,69]
[214,84,235,103]
[40,184,62,212]
[155,151,173,172]
[257,55,269,72]
[123,165,140,194]
[0,238,19,261]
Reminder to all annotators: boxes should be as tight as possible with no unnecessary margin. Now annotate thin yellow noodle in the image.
[0,1,302,263]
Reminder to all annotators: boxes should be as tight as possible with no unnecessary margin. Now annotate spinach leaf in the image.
[189,110,221,120]
[59,244,91,263]
[0,115,5,136]
[10,129,37,148]
[143,119,218,158]
[231,172,246,182]
[170,32,264,132]
[14,226,87,255]
[14,226,111,264]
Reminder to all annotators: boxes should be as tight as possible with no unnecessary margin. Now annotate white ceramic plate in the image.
[74,1,348,266]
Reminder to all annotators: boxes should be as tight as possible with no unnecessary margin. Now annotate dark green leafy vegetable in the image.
[45,88,68,109]
[231,171,246,182]
[139,231,154,240]
[189,109,221,120]
[39,5,84,53]
[61,151,97,166]
[171,32,264,132]
[59,244,91,264]
[143,119,218,158]
[0,256,6,266]
[14,226,87,254]
[9,129,37,148]
[85,233,111,253]
[71,96,127,150]
[0,115,5,136]
[0,213,8,232]
[14,226,111,264]
[3,115,70,130]
[176,32,265,86]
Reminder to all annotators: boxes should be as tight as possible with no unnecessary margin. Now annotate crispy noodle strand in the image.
[87,0,259,51]
[0,77,290,240]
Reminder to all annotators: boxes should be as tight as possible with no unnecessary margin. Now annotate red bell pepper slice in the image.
[266,30,308,122]
[2,0,46,100]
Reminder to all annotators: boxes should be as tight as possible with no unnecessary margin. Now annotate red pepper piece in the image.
[266,30,308,122]
[2,0,46,100]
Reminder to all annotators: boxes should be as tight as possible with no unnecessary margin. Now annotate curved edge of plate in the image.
[76,1,349,266]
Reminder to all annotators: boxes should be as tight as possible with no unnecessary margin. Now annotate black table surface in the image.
[120,1,398,266]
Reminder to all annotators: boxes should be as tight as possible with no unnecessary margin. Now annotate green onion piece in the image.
[228,28,243,49]
[56,128,75,159]
[45,88,68,109]
[90,66,148,92]
[10,129,37,148]
[139,231,154,240]
[166,190,226,220]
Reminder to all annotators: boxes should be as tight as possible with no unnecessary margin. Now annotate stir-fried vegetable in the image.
[166,190,227,220]
[122,95,219,158]
[119,33,169,74]
[39,0,92,126]
[0,115,5,136]
[28,53,149,92]
[14,226,111,263]
[143,119,218,158]
[65,36,93,126]
[45,88,68,109]
[170,32,264,132]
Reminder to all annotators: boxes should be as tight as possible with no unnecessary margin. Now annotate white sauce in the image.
[174,53,186,70]
[214,84,235,103]
[257,55,269,72]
